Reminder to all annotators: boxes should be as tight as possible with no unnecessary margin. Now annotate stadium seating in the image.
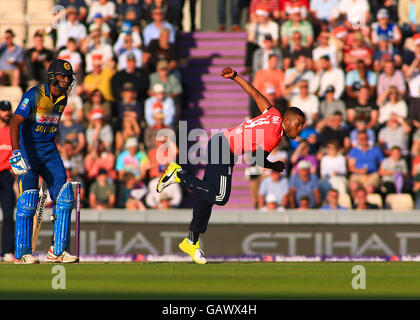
[0,2,24,34]
[29,11,55,25]
[385,194,414,211]
[338,193,352,209]
[0,0,25,13]
[0,0,25,44]
[0,11,26,25]
[0,86,23,112]
[367,193,383,209]
[27,0,54,15]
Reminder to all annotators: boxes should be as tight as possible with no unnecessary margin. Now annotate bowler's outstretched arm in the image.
[220,66,272,114]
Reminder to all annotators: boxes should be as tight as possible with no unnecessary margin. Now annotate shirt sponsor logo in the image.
[20,98,29,109]
[272,116,280,124]
[36,114,61,125]
[35,125,58,133]
[244,116,271,129]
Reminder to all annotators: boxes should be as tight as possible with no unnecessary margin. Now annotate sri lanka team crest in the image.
[63,62,71,70]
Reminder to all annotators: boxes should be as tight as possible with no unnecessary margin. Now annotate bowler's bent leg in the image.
[188,162,233,235]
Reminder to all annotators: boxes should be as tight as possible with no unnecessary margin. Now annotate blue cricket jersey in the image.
[15,83,68,146]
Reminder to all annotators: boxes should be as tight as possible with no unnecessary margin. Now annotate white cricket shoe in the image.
[47,246,78,263]
[14,254,40,264]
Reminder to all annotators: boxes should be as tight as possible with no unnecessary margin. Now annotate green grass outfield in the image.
[1,262,420,299]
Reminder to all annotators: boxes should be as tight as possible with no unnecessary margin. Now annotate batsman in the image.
[10,59,78,264]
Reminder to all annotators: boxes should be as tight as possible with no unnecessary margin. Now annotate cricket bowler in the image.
[156,66,306,264]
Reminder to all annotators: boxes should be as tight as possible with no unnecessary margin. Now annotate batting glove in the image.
[9,150,31,176]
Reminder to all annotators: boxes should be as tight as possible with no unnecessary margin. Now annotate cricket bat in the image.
[32,181,48,252]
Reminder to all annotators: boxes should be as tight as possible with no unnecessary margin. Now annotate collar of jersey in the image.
[44,82,66,104]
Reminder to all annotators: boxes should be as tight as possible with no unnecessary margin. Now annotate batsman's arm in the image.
[10,113,25,151]
[9,113,32,176]
[220,66,271,114]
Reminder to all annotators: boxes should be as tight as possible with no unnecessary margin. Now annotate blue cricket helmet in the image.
[46,59,76,93]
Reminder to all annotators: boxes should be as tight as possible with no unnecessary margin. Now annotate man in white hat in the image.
[144,83,176,127]
[289,160,321,208]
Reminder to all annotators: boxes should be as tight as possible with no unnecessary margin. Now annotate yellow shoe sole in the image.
[156,162,181,193]
[179,238,207,264]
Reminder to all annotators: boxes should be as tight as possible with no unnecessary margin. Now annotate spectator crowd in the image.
[244,0,420,211]
[1,0,420,211]
[0,0,186,210]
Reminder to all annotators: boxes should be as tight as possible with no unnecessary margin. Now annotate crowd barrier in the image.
[3,209,420,260]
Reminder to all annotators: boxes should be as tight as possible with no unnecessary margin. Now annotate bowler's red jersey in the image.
[223,107,284,156]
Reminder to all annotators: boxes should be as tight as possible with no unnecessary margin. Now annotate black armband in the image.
[231,71,237,80]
